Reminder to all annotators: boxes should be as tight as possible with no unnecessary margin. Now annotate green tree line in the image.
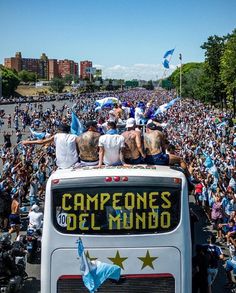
[164,28,236,115]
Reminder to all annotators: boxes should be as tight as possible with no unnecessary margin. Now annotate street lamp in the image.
[179,53,182,99]
[0,68,2,99]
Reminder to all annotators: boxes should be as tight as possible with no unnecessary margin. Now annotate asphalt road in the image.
[0,99,231,293]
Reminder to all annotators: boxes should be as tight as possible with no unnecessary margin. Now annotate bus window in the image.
[52,185,181,235]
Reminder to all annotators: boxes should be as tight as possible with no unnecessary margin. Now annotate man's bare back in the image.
[144,130,165,155]
[122,130,145,160]
[76,131,100,162]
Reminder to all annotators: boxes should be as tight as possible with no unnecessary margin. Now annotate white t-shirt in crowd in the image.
[98,134,124,165]
[28,211,43,229]
[54,133,78,168]
[135,107,143,125]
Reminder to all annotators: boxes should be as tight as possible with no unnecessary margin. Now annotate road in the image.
[0,99,231,292]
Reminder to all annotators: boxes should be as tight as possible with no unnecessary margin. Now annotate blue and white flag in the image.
[29,127,46,140]
[95,97,119,109]
[70,111,84,136]
[163,48,175,59]
[163,48,175,69]
[77,238,121,293]
[163,59,170,69]
[154,97,179,116]
[203,152,219,180]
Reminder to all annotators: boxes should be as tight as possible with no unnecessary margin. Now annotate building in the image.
[58,59,78,78]
[4,52,79,80]
[80,60,92,79]
[4,52,49,79]
[4,52,22,72]
[39,53,49,80]
[48,59,59,80]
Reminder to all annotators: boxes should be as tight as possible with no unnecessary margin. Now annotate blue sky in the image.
[0,0,235,80]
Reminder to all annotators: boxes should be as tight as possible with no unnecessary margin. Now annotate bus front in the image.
[41,166,191,293]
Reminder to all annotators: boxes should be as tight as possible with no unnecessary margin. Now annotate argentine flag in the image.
[203,152,219,180]
[95,97,119,112]
[77,238,121,293]
[154,97,179,116]
[29,127,46,140]
[162,48,175,69]
[70,111,84,136]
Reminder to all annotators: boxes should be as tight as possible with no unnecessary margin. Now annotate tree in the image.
[63,74,73,85]
[18,70,37,82]
[50,77,65,93]
[169,62,205,98]
[201,34,227,105]
[0,65,20,97]
[161,79,173,90]
[143,80,154,90]
[220,29,236,116]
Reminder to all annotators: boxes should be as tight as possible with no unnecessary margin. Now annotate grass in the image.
[15,85,53,96]
[15,85,73,96]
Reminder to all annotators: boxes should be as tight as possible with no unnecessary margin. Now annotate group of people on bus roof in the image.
[21,112,190,178]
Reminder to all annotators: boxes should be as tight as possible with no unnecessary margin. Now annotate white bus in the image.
[41,165,191,293]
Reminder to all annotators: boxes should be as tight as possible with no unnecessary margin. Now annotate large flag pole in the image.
[179,53,182,99]
[0,68,2,99]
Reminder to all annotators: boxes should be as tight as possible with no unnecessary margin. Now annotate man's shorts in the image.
[145,153,169,166]
[9,214,21,226]
[125,156,144,165]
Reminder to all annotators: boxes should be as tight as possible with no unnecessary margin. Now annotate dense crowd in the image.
[0,88,236,292]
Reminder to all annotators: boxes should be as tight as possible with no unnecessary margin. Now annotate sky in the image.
[0,0,236,80]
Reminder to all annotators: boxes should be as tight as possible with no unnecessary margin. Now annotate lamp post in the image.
[179,53,182,99]
[0,68,2,99]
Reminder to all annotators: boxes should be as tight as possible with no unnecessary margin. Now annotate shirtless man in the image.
[76,120,101,166]
[113,103,123,119]
[122,118,146,164]
[9,193,21,238]
[144,122,189,172]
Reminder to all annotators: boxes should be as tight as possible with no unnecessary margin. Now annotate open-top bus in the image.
[41,165,191,293]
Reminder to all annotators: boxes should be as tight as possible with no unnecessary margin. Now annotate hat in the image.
[85,120,97,128]
[31,204,40,212]
[146,122,158,130]
[126,118,135,128]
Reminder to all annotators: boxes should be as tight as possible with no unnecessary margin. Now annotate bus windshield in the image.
[52,184,181,235]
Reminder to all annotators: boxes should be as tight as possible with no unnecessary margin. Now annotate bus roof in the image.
[50,165,187,181]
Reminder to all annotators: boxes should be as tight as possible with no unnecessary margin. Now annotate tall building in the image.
[48,59,59,80]
[80,60,92,79]
[58,59,78,78]
[4,52,79,80]
[4,52,49,79]
[4,52,22,72]
[39,53,49,80]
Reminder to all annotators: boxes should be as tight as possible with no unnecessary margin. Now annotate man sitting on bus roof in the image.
[98,121,127,167]
[22,123,79,169]
[144,122,189,171]
[121,118,146,165]
[76,120,101,166]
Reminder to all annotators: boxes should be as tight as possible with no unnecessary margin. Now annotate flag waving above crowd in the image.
[162,48,175,69]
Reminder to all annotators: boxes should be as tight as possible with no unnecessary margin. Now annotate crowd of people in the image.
[0,88,236,292]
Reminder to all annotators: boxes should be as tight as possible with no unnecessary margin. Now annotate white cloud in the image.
[95,63,177,80]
